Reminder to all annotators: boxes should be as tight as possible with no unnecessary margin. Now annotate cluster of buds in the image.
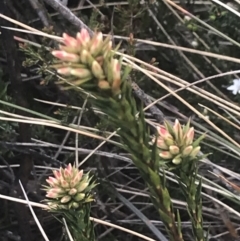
[44,164,95,210]
[51,29,122,96]
[154,119,204,166]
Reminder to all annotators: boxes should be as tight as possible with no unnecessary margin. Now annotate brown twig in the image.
[28,0,52,28]
[43,0,93,34]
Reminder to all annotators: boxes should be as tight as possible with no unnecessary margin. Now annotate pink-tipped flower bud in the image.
[57,67,72,75]
[61,195,71,204]
[182,145,193,157]
[80,49,89,64]
[53,170,62,180]
[91,60,105,79]
[173,119,183,144]
[70,170,83,187]
[111,59,121,83]
[89,32,103,55]
[68,188,77,196]
[46,177,59,187]
[185,127,194,145]
[60,179,70,188]
[46,191,59,199]
[64,167,72,179]
[169,145,180,155]
[106,41,112,51]
[98,80,111,89]
[77,29,90,47]
[63,33,78,48]
[159,151,173,159]
[111,59,121,94]
[51,187,65,194]
[66,163,72,172]
[156,138,169,150]
[173,119,180,139]
[157,126,173,140]
[52,50,80,62]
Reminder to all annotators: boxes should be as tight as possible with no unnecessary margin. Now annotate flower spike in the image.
[44,164,96,210]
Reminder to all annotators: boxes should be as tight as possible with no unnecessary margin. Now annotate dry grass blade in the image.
[18,181,50,241]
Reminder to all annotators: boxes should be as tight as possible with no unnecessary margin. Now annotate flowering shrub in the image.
[49,29,207,241]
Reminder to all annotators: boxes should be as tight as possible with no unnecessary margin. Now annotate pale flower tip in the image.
[57,67,71,75]
[53,170,61,179]
[190,146,201,159]
[157,126,170,139]
[80,49,89,64]
[70,68,92,78]
[52,50,64,58]
[111,59,121,88]
[46,177,58,186]
[76,32,82,43]
[61,195,71,204]
[185,127,194,145]
[78,28,90,46]
[112,59,121,71]
[61,179,70,188]
[63,33,78,47]
[173,120,178,130]
[77,182,88,192]
[65,53,80,62]
[89,32,103,54]
[74,193,85,201]
[182,145,193,157]
[79,169,83,176]
[98,80,111,89]
[62,33,68,38]
[159,151,173,159]
[64,168,71,179]
[172,157,182,165]
[108,41,112,49]
[95,32,103,43]
[174,119,180,126]
[67,163,72,172]
[91,60,104,79]
[169,145,180,155]
[46,193,52,198]
[81,28,89,38]
[68,188,77,196]
[46,191,58,199]
[52,50,79,62]
[156,138,169,150]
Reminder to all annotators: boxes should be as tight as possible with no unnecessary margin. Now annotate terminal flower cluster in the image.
[52,29,122,96]
[44,164,94,210]
[154,119,204,166]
